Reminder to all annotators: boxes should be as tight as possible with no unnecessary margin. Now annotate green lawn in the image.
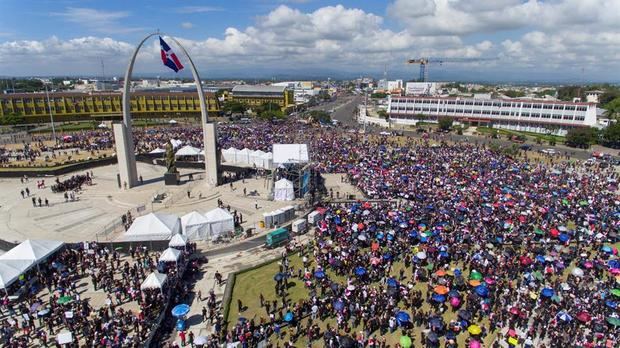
[476,127,564,144]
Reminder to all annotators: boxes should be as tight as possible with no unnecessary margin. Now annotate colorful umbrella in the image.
[467,325,482,335]
[434,285,449,295]
[470,271,483,280]
[284,312,294,322]
[576,311,591,323]
[314,270,325,279]
[541,288,554,298]
[611,289,620,297]
[399,335,412,348]
[606,316,620,326]
[396,311,410,323]
[507,337,518,346]
[354,267,366,276]
[432,294,446,303]
[57,296,72,305]
[171,304,190,318]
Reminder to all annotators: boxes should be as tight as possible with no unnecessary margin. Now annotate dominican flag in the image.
[160,36,184,73]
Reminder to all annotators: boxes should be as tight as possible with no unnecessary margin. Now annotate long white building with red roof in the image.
[387,95,597,135]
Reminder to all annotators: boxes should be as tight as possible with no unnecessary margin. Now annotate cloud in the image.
[1,2,619,80]
[176,6,222,14]
[181,22,194,29]
[52,7,144,34]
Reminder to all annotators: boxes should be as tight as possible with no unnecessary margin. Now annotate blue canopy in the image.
[171,304,190,318]
[284,312,294,322]
[396,311,410,323]
[474,285,489,298]
[333,300,344,311]
[605,300,617,309]
[432,294,446,303]
[387,278,398,288]
[354,267,367,276]
[314,270,326,279]
[535,255,546,263]
[541,288,554,298]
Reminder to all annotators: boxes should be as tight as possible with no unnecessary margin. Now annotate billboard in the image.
[405,82,437,96]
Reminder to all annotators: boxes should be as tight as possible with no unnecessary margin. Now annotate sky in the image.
[0,0,619,82]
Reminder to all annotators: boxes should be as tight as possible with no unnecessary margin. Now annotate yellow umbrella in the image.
[508,336,519,345]
[529,291,538,300]
[469,280,481,287]
[467,325,482,335]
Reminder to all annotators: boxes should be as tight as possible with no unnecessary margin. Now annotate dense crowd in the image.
[0,242,194,347]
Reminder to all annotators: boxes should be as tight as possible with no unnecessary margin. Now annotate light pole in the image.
[44,84,57,143]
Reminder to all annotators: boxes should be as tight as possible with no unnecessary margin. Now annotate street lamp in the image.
[44,84,57,143]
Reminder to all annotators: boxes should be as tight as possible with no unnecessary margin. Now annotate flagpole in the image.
[44,84,57,143]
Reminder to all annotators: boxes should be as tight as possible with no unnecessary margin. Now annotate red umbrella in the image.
[583,261,594,269]
[550,228,559,237]
[576,311,591,323]
[520,256,532,266]
[509,307,520,315]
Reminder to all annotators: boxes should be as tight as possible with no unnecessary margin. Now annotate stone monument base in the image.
[164,172,180,186]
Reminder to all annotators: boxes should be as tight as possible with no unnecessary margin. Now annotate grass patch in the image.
[476,127,564,144]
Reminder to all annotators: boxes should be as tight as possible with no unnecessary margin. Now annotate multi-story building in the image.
[229,85,294,111]
[387,96,597,135]
[0,91,221,123]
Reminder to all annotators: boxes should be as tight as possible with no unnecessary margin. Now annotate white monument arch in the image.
[114,32,220,188]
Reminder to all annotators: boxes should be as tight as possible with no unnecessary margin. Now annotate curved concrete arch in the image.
[115,32,219,189]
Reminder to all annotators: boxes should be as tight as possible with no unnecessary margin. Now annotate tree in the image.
[222,101,247,114]
[557,86,583,101]
[502,90,525,98]
[377,109,388,121]
[308,110,331,123]
[565,127,598,149]
[438,117,453,131]
[600,122,620,149]
[599,92,620,107]
[603,97,620,119]
[0,112,25,125]
[371,92,388,99]
[258,109,285,120]
[257,102,282,113]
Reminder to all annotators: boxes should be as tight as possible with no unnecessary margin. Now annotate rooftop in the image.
[232,85,286,94]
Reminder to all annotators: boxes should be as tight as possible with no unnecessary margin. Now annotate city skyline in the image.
[0,0,619,82]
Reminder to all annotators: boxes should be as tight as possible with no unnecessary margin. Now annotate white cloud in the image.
[176,6,222,14]
[52,7,144,34]
[1,2,618,80]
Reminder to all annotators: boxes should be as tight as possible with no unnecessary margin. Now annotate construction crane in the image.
[406,57,496,82]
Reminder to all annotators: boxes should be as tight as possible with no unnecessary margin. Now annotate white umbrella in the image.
[357,235,367,241]
[560,283,571,291]
[347,285,356,291]
[571,267,584,277]
[416,251,427,260]
[169,119,178,124]
[195,336,208,345]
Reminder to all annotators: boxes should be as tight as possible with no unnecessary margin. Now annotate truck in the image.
[265,228,289,248]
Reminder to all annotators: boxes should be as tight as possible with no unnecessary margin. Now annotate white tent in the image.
[140,271,168,290]
[0,239,64,264]
[122,213,181,242]
[159,248,181,263]
[0,259,33,289]
[261,152,274,169]
[273,144,309,164]
[274,178,295,201]
[181,211,210,241]
[222,148,238,163]
[149,148,165,154]
[168,119,178,124]
[235,148,252,164]
[169,234,188,248]
[175,145,202,157]
[250,150,266,168]
[204,208,235,239]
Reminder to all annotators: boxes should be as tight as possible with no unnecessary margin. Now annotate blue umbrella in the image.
[408,230,417,238]
[387,278,398,288]
[448,290,460,298]
[376,232,385,240]
[557,311,572,322]
[314,270,325,279]
[354,267,366,276]
[429,317,443,330]
[238,317,247,323]
[535,255,546,263]
[396,311,410,323]
[383,253,392,260]
[454,269,462,277]
[419,236,429,243]
[558,233,570,242]
[333,300,344,311]
[605,300,617,309]
[609,260,620,269]
[474,285,489,298]
[274,273,285,281]
[601,245,613,253]
[387,234,394,241]
[432,294,446,303]
[541,288,554,298]
[171,304,191,318]
[284,312,294,322]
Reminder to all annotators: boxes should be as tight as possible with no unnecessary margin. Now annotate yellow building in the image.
[229,85,294,111]
[0,91,221,123]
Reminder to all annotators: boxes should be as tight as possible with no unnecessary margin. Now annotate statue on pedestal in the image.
[165,140,177,174]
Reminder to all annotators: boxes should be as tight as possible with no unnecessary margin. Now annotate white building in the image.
[387,80,403,92]
[585,90,604,104]
[272,81,318,104]
[387,96,597,135]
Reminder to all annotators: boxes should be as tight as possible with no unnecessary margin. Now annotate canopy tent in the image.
[121,213,181,242]
[261,152,274,169]
[0,259,35,289]
[97,122,108,129]
[235,148,252,164]
[273,144,309,164]
[222,148,238,163]
[169,234,188,248]
[181,211,210,241]
[0,239,64,264]
[140,271,167,290]
[175,145,203,158]
[203,208,235,240]
[149,148,165,154]
[159,248,181,263]
[250,150,266,167]
[274,178,295,201]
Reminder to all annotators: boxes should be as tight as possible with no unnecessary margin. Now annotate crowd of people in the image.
[51,172,93,193]
[0,242,194,347]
